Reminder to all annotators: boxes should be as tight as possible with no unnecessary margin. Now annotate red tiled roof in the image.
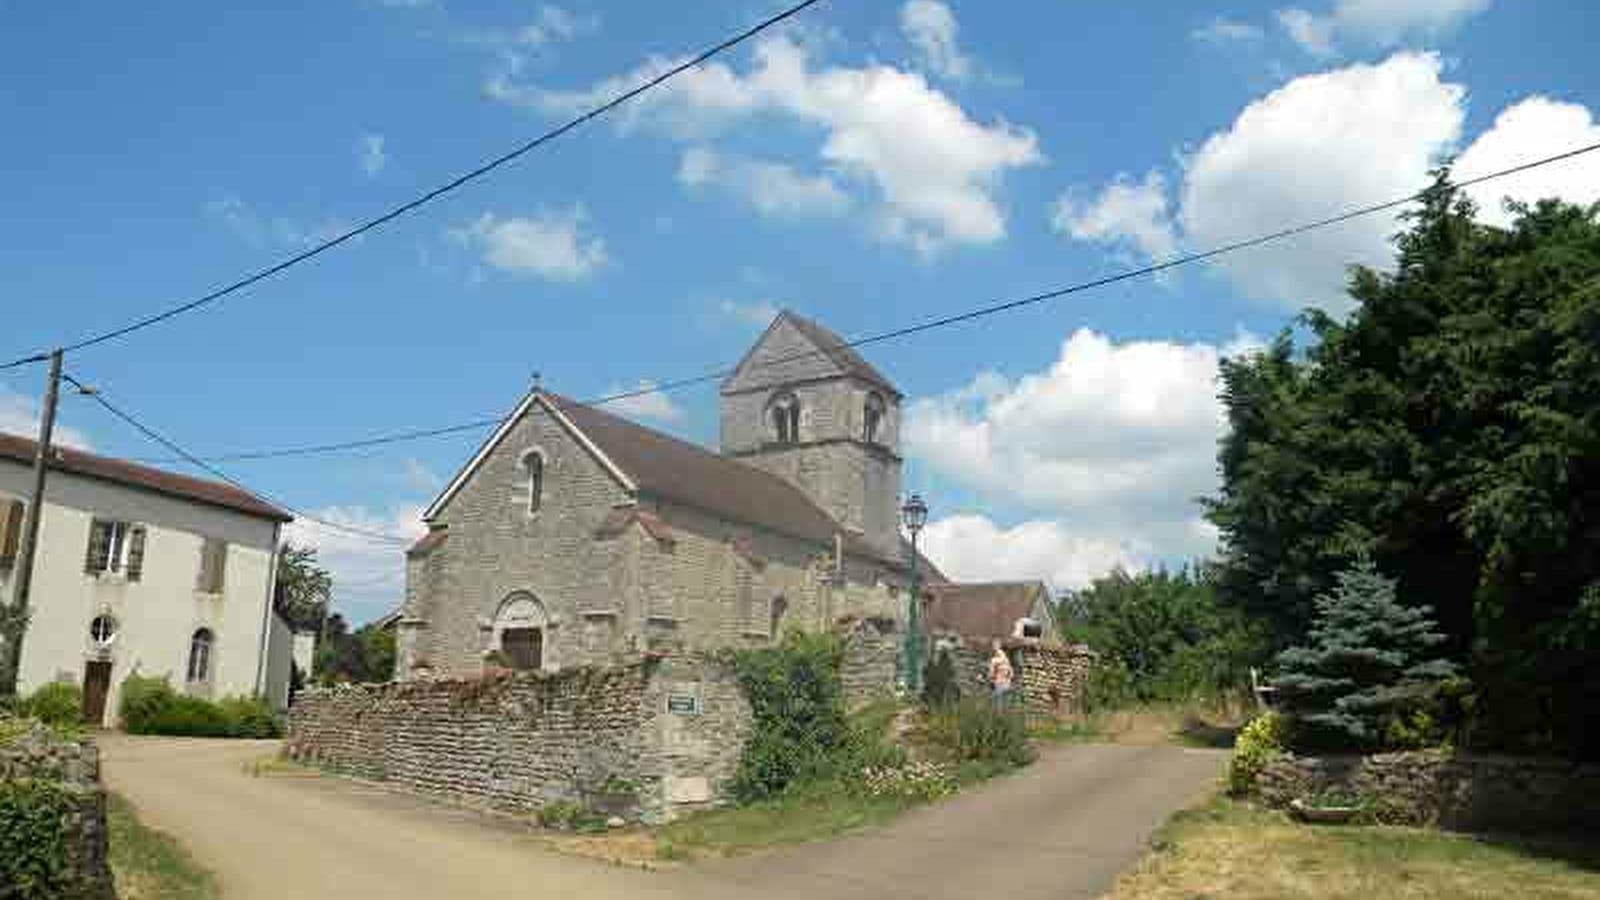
[925,581,1048,643]
[0,432,291,523]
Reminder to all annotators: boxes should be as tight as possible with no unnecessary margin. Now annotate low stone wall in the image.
[287,654,750,824]
[1014,644,1095,716]
[1258,750,1600,833]
[0,722,114,900]
[838,617,900,707]
[935,642,1095,718]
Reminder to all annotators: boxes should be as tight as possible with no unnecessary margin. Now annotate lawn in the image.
[107,793,220,900]
[1104,795,1600,900]
[654,779,919,860]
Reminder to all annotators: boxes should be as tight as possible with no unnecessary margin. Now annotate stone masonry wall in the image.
[1257,750,1600,833]
[287,655,749,824]
[0,722,114,900]
[933,642,1096,718]
[838,617,900,706]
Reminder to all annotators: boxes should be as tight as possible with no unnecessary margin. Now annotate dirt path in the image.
[99,736,1224,900]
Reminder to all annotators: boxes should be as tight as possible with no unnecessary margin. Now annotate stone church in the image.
[397,310,954,679]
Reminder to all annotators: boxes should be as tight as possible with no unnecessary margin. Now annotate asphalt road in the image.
[99,735,1224,900]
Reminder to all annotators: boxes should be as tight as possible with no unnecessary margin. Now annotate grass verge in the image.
[1104,794,1600,900]
[108,793,220,900]
[655,779,918,860]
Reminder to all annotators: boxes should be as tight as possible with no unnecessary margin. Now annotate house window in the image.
[85,520,146,581]
[523,451,545,514]
[187,628,214,683]
[89,615,118,646]
[501,627,542,671]
[769,392,801,444]
[863,392,885,444]
[197,538,228,594]
[0,498,24,570]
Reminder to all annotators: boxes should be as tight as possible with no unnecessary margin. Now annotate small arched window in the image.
[769,393,801,444]
[187,628,214,683]
[863,392,886,444]
[522,451,545,514]
[89,615,118,646]
[769,596,788,638]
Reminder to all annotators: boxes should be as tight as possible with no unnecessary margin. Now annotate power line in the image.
[129,140,1600,465]
[0,0,827,373]
[64,373,414,545]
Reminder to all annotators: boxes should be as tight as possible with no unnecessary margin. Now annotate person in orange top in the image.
[989,641,1014,710]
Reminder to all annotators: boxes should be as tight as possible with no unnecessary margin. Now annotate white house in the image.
[0,432,295,726]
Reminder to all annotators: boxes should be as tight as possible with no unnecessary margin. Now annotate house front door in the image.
[82,661,113,727]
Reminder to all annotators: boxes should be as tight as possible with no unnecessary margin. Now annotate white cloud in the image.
[678,147,852,218]
[358,133,386,177]
[1179,52,1462,310]
[493,36,1042,252]
[600,381,684,423]
[0,385,91,450]
[906,328,1248,581]
[1056,52,1464,312]
[1051,171,1178,261]
[717,298,782,329]
[1192,17,1266,45]
[283,505,426,626]
[900,1,971,82]
[921,514,1144,592]
[400,459,441,493]
[205,195,352,249]
[1277,0,1492,56]
[452,207,608,281]
[1456,96,1600,228]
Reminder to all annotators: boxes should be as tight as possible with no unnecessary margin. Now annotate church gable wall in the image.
[415,403,634,677]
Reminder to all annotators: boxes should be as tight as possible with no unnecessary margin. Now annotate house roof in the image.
[925,581,1050,643]
[423,389,933,571]
[0,431,292,523]
[554,394,891,559]
[722,310,900,397]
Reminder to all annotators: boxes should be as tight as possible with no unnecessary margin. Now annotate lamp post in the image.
[900,493,929,697]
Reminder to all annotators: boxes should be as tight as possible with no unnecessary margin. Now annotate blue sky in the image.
[3,0,1597,622]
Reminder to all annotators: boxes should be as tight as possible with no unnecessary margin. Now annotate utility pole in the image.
[0,349,63,700]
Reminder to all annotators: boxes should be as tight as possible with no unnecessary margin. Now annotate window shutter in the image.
[0,500,23,569]
[85,520,110,574]
[126,527,147,582]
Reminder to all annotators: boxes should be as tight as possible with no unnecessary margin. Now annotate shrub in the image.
[118,675,281,738]
[1228,711,1285,796]
[20,683,81,727]
[0,778,73,899]
[730,632,851,802]
[1273,559,1457,751]
[924,699,1034,769]
[922,649,960,708]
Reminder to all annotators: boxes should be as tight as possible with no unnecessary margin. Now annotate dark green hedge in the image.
[0,777,73,900]
[119,676,281,738]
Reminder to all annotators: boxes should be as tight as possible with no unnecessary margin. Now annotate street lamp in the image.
[900,493,929,696]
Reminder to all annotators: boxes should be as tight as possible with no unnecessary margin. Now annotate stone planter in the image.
[1291,798,1360,824]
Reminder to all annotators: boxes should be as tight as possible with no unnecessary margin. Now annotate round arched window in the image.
[769,392,801,444]
[187,628,214,683]
[89,615,118,645]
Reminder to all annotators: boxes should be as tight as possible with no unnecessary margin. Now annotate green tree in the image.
[313,614,395,684]
[1273,559,1456,749]
[1059,564,1262,703]
[1207,173,1600,758]
[274,543,331,634]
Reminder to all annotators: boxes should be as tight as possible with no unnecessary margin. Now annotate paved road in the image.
[99,736,1224,900]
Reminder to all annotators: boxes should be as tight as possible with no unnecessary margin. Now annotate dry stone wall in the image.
[1258,750,1600,833]
[0,722,113,900]
[287,655,748,824]
[838,617,900,706]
